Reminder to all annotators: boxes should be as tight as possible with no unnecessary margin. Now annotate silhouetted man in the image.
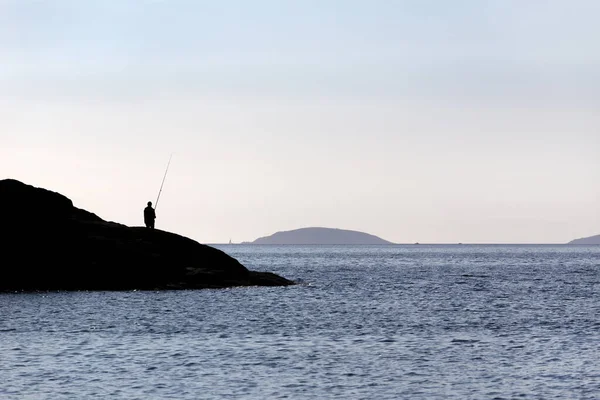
[144,201,156,229]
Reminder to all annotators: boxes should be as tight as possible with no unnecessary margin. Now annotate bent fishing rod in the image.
[155,153,173,211]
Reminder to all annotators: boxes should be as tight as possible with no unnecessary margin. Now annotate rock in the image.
[0,179,294,291]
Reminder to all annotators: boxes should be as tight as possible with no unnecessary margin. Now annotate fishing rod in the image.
[155,153,173,211]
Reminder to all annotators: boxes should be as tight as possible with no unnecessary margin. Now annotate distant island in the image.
[568,234,600,245]
[247,227,394,245]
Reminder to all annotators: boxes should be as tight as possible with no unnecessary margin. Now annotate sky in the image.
[1,0,599,244]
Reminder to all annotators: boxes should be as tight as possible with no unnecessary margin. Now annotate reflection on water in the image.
[1,245,599,399]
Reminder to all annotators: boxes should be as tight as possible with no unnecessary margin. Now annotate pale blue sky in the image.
[1,0,599,243]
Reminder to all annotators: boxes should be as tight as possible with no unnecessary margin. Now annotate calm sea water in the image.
[1,244,599,399]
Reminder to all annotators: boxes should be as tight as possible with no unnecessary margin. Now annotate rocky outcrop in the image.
[0,179,294,291]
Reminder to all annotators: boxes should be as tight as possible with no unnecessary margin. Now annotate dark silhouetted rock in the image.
[0,179,294,291]
[250,227,394,245]
[568,234,600,245]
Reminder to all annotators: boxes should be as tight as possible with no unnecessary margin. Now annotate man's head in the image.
[147,201,152,207]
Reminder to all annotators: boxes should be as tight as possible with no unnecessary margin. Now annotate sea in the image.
[1,244,599,399]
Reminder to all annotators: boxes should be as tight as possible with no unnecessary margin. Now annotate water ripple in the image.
[0,244,599,399]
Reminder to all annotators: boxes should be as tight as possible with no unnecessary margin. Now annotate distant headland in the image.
[0,178,294,291]
[245,227,394,245]
[568,234,600,245]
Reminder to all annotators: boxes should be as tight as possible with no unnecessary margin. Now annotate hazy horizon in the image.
[2,1,599,244]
